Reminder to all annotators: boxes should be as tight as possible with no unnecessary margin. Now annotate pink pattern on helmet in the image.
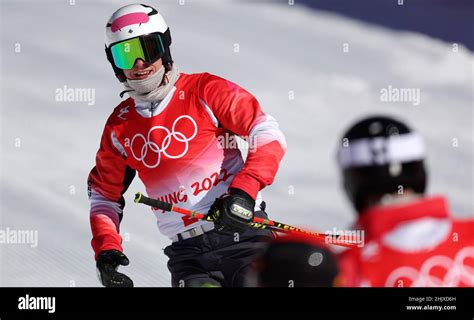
[111,12,149,32]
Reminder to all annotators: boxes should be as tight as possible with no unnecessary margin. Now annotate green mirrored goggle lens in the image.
[111,37,145,70]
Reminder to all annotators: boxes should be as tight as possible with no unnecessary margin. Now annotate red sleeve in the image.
[198,73,286,199]
[88,111,136,260]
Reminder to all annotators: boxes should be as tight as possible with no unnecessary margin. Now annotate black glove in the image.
[208,188,255,233]
[96,249,134,287]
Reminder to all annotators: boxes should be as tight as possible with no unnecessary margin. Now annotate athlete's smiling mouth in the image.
[133,68,154,79]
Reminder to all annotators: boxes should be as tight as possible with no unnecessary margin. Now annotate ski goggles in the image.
[110,33,165,70]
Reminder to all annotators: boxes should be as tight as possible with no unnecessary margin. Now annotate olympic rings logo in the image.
[384,246,474,287]
[130,115,198,169]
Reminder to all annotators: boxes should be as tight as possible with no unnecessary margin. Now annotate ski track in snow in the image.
[1,0,472,286]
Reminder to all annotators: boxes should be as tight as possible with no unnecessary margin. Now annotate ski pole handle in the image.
[134,192,211,220]
[134,192,172,212]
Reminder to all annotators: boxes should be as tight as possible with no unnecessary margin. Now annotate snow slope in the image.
[1,0,472,286]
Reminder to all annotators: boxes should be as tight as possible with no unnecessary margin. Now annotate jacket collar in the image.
[356,196,449,241]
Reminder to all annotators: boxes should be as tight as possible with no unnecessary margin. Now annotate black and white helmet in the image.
[253,235,340,287]
[336,116,427,212]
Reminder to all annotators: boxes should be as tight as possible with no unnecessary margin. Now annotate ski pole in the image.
[134,192,359,248]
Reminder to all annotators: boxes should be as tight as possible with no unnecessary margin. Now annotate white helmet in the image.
[105,4,173,82]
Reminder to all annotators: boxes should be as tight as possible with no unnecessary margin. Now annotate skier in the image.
[88,4,286,287]
[335,116,474,287]
[248,234,340,287]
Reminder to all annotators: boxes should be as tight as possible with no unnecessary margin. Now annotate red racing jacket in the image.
[88,72,287,259]
[338,196,474,287]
